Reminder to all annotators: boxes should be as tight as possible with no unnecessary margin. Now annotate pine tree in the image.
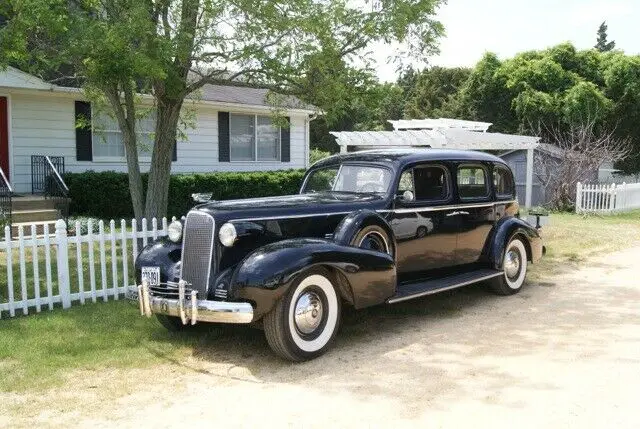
[595,21,616,52]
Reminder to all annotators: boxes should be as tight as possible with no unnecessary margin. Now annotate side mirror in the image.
[396,190,415,203]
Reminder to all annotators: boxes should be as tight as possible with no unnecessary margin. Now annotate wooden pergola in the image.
[330,119,540,207]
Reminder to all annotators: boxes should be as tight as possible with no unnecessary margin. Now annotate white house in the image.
[0,67,316,194]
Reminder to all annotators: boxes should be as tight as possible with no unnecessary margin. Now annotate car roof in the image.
[311,149,507,170]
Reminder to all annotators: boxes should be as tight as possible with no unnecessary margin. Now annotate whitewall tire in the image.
[488,237,528,295]
[264,268,341,361]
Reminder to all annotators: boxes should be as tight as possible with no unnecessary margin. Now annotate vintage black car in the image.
[134,149,544,361]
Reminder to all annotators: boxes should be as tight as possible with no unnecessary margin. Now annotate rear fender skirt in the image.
[134,237,182,285]
[230,238,396,319]
[333,209,396,259]
[483,217,543,268]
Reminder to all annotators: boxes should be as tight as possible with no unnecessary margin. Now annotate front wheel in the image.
[264,269,341,361]
[488,237,528,295]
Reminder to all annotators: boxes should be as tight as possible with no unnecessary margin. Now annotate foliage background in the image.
[311,43,640,175]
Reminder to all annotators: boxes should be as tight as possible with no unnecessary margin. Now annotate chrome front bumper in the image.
[132,280,253,325]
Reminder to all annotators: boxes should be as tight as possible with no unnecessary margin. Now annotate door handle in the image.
[446,210,470,217]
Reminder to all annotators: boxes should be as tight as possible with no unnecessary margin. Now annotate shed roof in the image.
[330,128,540,151]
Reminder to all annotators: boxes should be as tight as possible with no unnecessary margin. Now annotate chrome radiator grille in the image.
[181,211,215,296]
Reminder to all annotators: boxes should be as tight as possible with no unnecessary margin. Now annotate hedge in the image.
[63,169,306,219]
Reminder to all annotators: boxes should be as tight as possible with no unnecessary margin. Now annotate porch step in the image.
[387,268,503,304]
[11,195,58,211]
[12,209,60,223]
[11,220,57,237]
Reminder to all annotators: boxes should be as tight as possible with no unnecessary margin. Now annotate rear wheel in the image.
[264,268,341,361]
[488,237,528,295]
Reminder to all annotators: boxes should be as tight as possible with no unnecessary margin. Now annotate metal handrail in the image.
[45,155,69,195]
[0,165,12,229]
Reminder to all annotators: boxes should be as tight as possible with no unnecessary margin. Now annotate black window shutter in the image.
[281,116,290,162]
[75,101,92,161]
[218,111,230,162]
[172,140,177,162]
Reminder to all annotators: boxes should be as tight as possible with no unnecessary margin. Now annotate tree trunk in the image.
[144,101,182,219]
[122,128,145,219]
[105,85,145,219]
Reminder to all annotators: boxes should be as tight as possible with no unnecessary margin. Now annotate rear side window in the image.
[413,165,450,201]
[457,165,489,199]
[493,165,515,198]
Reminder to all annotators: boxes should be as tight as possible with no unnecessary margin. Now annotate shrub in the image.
[63,169,306,219]
[309,148,333,165]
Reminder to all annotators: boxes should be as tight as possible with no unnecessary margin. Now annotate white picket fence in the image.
[576,182,640,214]
[0,217,173,318]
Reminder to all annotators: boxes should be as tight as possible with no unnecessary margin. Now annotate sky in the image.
[374,0,640,82]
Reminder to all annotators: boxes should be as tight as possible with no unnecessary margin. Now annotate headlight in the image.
[167,220,183,242]
[219,222,237,247]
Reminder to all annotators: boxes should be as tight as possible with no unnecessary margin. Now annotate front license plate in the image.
[141,266,161,286]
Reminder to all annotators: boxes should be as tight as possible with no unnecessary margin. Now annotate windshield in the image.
[302,164,392,194]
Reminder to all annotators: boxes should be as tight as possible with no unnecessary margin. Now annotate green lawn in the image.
[0,300,222,392]
[1,210,639,392]
[528,210,640,280]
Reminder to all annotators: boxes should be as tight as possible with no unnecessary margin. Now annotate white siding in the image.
[7,92,308,193]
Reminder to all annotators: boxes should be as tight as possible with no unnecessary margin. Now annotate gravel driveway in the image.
[4,246,640,428]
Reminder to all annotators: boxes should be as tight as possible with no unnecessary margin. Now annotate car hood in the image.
[192,193,388,222]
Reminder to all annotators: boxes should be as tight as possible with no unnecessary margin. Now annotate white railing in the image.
[0,217,173,318]
[576,182,640,214]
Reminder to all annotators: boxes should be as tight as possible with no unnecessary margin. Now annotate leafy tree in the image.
[1,0,445,218]
[403,66,470,119]
[454,53,518,132]
[595,21,616,52]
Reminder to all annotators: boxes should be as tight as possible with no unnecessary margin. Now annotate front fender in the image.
[484,216,543,269]
[230,238,396,319]
[134,237,182,285]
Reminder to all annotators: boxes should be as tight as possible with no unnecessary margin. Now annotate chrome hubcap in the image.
[294,291,324,334]
[504,249,521,279]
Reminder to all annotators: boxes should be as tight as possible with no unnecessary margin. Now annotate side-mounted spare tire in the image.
[333,209,395,258]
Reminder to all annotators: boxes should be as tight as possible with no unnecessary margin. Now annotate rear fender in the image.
[229,238,396,319]
[484,216,543,269]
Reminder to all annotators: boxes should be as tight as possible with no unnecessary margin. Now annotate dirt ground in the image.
[2,246,640,429]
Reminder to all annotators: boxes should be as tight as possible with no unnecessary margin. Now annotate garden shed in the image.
[330,118,541,207]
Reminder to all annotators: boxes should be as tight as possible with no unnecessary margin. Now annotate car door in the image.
[390,163,458,277]
[454,163,496,265]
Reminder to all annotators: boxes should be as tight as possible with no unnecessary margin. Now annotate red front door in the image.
[0,97,8,178]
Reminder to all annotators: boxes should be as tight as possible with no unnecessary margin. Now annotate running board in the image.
[387,269,503,304]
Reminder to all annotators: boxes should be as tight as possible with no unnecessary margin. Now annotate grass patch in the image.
[528,209,640,280]
[0,300,222,392]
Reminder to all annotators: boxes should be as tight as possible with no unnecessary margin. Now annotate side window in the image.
[493,165,515,198]
[412,165,450,201]
[457,165,489,199]
[398,170,414,194]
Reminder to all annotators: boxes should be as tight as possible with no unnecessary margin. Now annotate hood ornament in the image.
[191,193,213,203]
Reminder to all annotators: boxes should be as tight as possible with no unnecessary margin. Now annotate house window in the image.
[229,113,280,161]
[92,110,155,158]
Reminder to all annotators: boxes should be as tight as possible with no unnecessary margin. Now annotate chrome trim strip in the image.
[180,211,216,294]
[229,200,517,222]
[387,271,504,304]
